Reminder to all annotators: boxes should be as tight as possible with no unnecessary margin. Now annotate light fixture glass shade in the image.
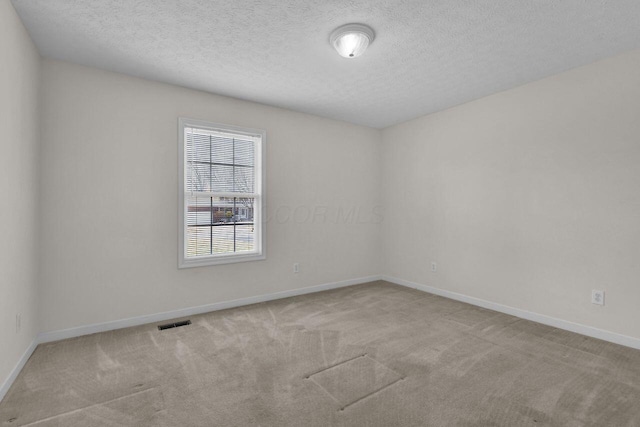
[330,24,375,58]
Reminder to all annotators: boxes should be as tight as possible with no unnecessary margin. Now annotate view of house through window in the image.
[186,196,255,256]
[180,119,264,267]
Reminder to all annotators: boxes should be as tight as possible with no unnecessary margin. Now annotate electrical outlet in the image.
[431,262,437,272]
[16,313,21,334]
[591,290,605,306]
[293,263,299,274]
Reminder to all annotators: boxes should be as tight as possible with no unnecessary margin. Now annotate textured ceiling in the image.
[11,0,640,128]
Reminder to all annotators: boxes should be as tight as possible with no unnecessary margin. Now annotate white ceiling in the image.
[11,0,640,128]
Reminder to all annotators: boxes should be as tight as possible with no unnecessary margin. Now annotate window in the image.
[178,118,265,268]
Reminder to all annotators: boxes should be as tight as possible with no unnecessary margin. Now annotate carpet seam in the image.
[307,377,342,407]
[339,377,405,411]
[304,353,367,379]
[16,387,160,426]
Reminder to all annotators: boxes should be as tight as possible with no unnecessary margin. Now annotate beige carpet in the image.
[1,281,640,426]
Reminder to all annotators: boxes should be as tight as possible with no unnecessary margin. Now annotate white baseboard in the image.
[0,338,38,403]
[37,275,383,344]
[383,275,640,351]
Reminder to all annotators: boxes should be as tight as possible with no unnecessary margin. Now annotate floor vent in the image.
[158,320,191,331]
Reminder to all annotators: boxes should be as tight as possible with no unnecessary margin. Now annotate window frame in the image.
[178,118,266,268]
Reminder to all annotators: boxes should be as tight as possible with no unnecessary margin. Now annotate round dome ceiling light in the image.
[330,23,375,58]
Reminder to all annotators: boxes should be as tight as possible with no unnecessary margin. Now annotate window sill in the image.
[178,252,265,269]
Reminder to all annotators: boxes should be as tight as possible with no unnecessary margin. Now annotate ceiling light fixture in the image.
[330,23,375,58]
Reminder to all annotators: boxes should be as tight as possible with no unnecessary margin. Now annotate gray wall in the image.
[0,1,41,391]
[382,49,640,339]
[39,60,382,332]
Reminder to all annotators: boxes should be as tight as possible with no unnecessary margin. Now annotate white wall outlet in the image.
[431,262,437,272]
[293,263,299,274]
[591,290,605,306]
[16,313,21,334]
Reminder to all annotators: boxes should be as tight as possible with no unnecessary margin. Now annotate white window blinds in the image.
[179,119,265,268]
